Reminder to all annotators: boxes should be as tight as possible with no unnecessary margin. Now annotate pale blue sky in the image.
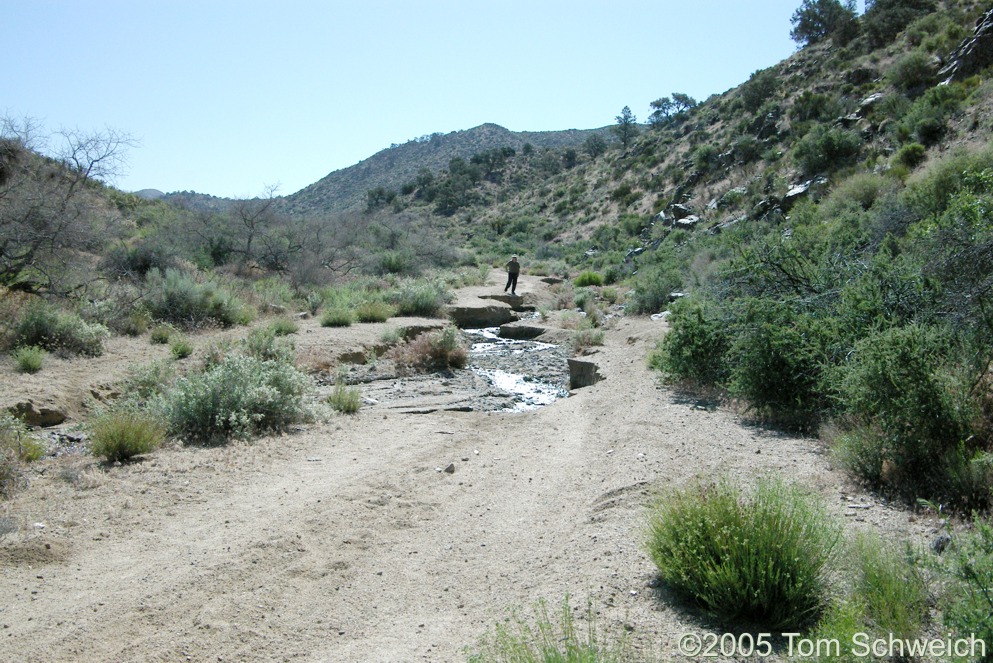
[5,1,841,198]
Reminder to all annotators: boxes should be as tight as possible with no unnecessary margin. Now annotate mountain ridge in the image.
[161,122,612,215]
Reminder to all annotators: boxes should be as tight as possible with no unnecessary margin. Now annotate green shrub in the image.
[573,271,604,288]
[467,597,635,663]
[158,353,310,444]
[811,532,930,660]
[0,448,18,499]
[570,328,604,354]
[650,298,730,387]
[268,318,299,336]
[13,345,45,374]
[793,125,863,175]
[727,302,832,430]
[143,267,252,330]
[169,336,193,359]
[121,360,175,401]
[888,49,937,92]
[15,300,109,357]
[628,262,685,314]
[328,380,361,414]
[940,519,993,649]
[645,478,839,630]
[831,324,976,501]
[305,291,323,315]
[376,250,416,276]
[88,410,166,463]
[389,280,453,317]
[355,300,394,323]
[849,533,929,639]
[0,413,46,463]
[243,327,295,363]
[149,324,173,344]
[320,308,353,327]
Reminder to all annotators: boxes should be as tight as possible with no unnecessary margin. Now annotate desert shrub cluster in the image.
[652,151,993,509]
[14,300,109,357]
[157,353,310,444]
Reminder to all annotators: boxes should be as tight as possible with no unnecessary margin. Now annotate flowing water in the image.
[464,327,569,412]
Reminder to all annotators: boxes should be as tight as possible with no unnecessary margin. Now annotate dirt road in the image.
[0,274,934,662]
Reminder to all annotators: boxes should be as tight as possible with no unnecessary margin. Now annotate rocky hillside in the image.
[279,123,611,215]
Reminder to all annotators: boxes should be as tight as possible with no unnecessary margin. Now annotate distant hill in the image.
[278,123,611,216]
[156,123,610,216]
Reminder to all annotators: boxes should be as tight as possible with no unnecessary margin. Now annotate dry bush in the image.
[386,326,467,374]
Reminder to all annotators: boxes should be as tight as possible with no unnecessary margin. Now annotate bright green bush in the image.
[328,381,361,414]
[243,326,295,363]
[389,280,453,317]
[570,328,604,354]
[645,478,840,630]
[121,360,175,401]
[888,49,937,92]
[13,345,45,373]
[0,413,46,463]
[320,308,353,327]
[88,410,166,462]
[355,300,394,323]
[15,300,109,357]
[143,268,252,330]
[268,317,299,336]
[0,448,18,500]
[810,533,929,663]
[169,336,193,359]
[573,271,604,288]
[895,143,927,169]
[940,519,993,648]
[159,353,310,444]
[149,324,173,344]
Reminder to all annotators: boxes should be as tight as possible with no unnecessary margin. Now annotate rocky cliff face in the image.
[940,6,993,81]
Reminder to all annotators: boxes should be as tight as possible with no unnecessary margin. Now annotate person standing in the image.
[504,255,521,296]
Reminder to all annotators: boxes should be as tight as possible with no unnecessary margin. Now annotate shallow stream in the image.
[464,327,569,412]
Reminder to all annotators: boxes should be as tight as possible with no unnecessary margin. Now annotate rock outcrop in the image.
[940,8,993,82]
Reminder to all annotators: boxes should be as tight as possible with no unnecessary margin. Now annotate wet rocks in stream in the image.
[328,327,569,414]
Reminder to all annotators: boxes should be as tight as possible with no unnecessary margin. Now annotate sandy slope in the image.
[0,273,939,662]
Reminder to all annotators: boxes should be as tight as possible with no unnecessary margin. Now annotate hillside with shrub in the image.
[3,0,993,659]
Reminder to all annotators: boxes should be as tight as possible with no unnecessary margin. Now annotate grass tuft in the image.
[13,345,45,373]
[88,410,166,463]
[321,308,354,327]
[467,597,637,663]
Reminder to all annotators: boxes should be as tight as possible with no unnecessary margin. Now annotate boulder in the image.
[9,401,67,428]
[669,203,694,220]
[498,322,548,340]
[478,294,533,312]
[675,215,701,228]
[446,304,516,329]
[568,358,603,390]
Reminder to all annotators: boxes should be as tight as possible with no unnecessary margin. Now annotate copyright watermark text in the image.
[675,632,987,658]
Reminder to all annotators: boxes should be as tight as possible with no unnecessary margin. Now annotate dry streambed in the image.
[0,275,941,662]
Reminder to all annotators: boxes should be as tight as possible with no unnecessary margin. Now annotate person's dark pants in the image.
[504,273,518,295]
